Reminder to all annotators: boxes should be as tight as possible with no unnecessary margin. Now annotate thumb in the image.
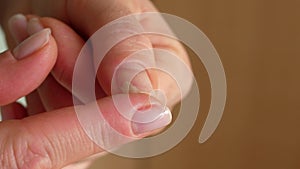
[0,28,57,106]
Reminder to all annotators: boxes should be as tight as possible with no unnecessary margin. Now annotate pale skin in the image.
[0,0,191,168]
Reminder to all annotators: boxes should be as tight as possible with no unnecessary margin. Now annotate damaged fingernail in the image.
[131,103,172,135]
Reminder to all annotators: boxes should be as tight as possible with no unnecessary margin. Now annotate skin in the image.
[0,0,191,168]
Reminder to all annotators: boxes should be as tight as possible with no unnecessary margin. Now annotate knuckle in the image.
[0,123,53,169]
[18,142,52,169]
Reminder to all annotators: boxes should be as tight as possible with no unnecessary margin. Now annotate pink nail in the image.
[13,28,51,60]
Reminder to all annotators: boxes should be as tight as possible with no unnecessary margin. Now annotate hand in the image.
[1,0,191,108]
[0,15,175,169]
[0,0,192,168]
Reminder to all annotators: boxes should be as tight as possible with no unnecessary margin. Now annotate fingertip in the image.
[39,17,86,91]
[13,28,52,60]
[0,34,57,105]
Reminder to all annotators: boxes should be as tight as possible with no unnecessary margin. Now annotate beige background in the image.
[90,0,300,169]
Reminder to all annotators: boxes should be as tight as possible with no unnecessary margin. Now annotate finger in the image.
[96,31,158,95]
[37,17,107,99]
[64,0,159,95]
[61,152,106,169]
[26,90,46,115]
[62,160,92,169]
[0,94,172,168]
[28,0,191,106]
[0,29,57,106]
[7,14,28,45]
[37,75,74,111]
[135,1,192,105]
[1,102,27,120]
[66,0,190,106]
[24,15,105,108]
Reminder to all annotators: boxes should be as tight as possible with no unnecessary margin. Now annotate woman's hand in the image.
[0,0,192,168]
[1,0,191,109]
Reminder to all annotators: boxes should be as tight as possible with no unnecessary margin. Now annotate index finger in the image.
[0,94,171,168]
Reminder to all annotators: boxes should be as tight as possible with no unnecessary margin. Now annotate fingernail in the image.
[8,14,28,44]
[131,103,172,135]
[150,89,167,106]
[27,18,44,35]
[13,28,51,60]
[115,62,153,94]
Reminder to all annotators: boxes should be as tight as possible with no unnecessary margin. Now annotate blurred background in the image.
[0,26,6,121]
[0,28,6,51]
[1,0,300,168]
